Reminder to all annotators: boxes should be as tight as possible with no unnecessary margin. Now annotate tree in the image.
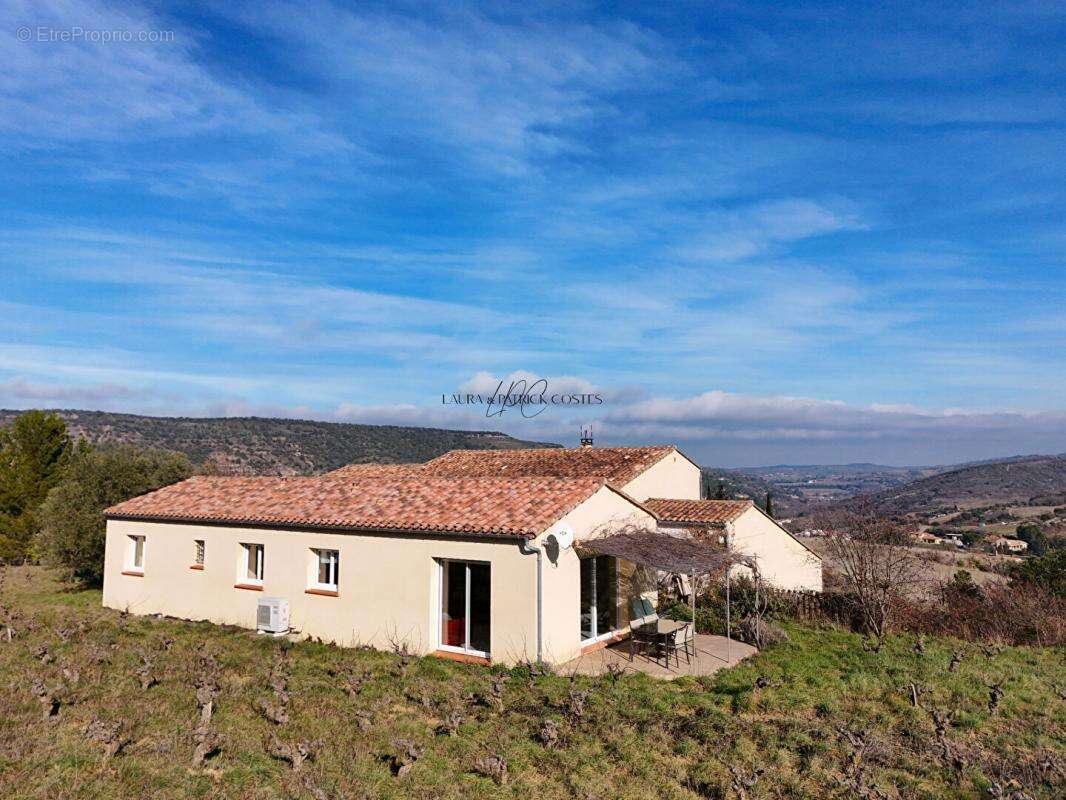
[764,491,774,518]
[37,444,192,584]
[715,481,727,500]
[0,411,73,559]
[812,505,930,637]
[961,529,985,547]
[1011,549,1066,598]
[1014,522,1048,556]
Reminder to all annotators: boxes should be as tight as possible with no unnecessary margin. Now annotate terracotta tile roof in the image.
[105,475,605,539]
[323,463,424,479]
[422,445,677,485]
[643,498,753,526]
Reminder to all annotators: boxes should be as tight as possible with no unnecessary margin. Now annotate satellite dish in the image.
[550,523,574,551]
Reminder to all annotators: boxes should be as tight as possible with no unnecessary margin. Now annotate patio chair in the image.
[661,623,692,669]
[628,618,656,662]
[640,597,658,622]
[629,597,658,625]
[630,597,647,624]
[678,620,696,660]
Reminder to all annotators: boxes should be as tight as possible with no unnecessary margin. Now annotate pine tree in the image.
[0,411,73,559]
[765,491,774,518]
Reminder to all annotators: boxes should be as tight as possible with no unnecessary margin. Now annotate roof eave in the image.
[655,518,729,528]
[103,512,533,540]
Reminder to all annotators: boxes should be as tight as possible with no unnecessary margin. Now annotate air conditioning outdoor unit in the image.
[256,597,290,636]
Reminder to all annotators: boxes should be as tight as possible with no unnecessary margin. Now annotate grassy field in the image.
[1,566,1063,800]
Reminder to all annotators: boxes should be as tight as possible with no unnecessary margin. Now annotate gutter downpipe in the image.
[520,539,543,664]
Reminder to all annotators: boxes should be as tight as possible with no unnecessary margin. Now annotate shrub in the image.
[1010,549,1066,597]
[661,602,726,636]
[942,569,981,601]
[900,581,1065,646]
[737,615,789,647]
[36,445,192,584]
[663,576,799,644]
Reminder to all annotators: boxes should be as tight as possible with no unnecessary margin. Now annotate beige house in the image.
[103,445,821,666]
[987,535,1028,553]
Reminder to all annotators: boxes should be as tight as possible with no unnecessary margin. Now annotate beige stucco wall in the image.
[535,486,658,665]
[728,508,823,591]
[102,519,541,664]
[101,484,658,667]
[621,449,701,502]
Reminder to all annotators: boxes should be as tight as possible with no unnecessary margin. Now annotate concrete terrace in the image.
[562,634,757,679]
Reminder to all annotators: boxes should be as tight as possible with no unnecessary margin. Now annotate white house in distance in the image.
[987,535,1028,554]
[103,444,822,666]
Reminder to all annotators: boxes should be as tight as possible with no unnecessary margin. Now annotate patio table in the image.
[637,619,686,637]
[629,619,688,666]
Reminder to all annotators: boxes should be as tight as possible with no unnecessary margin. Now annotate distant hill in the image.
[738,463,941,502]
[739,463,938,481]
[0,410,559,476]
[700,468,806,516]
[833,455,1066,518]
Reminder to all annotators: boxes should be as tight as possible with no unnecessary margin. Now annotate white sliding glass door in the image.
[439,560,491,657]
[580,555,618,643]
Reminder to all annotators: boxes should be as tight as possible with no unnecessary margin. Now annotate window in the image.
[312,549,339,590]
[126,535,145,573]
[579,556,617,642]
[241,543,264,584]
[439,560,490,657]
[194,540,205,567]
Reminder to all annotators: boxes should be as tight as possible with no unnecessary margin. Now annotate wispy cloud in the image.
[2,1,1065,465]
[2,0,345,149]
[233,1,670,175]
[677,199,867,263]
[0,377,148,405]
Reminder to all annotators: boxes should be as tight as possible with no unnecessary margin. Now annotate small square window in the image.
[127,535,145,571]
[313,549,339,590]
[194,540,205,566]
[241,543,264,583]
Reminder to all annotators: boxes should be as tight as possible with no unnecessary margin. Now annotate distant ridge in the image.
[0,409,560,476]
[835,455,1066,517]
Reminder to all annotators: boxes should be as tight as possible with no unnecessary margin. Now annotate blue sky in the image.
[2,0,1065,466]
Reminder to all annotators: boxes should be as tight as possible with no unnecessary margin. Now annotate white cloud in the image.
[598,389,1066,456]
[202,389,1066,466]
[0,377,146,405]
[232,1,669,174]
[677,198,867,263]
[5,369,1065,466]
[1,0,344,149]
[0,0,354,211]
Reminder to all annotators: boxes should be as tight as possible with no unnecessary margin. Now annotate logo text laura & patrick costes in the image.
[442,379,604,418]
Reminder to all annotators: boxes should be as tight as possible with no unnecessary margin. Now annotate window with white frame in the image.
[194,539,205,566]
[312,549,339,591]
[126,535,145,572]
[241,543,264,584]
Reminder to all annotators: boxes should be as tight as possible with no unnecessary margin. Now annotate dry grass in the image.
[1,565,1063,799]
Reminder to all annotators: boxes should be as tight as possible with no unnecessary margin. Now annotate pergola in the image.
[576,529,760,658]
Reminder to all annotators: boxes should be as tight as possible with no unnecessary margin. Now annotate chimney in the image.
[579,426,593,448]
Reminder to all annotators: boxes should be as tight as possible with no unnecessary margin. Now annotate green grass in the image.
[1,565,1063,799]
